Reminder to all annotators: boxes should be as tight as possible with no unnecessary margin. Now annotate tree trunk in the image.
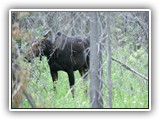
[89,12,103,108]
[106,12,112,108]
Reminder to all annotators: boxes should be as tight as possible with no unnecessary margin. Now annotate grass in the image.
[19,45,149,109]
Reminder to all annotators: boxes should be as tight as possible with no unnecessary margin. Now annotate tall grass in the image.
[20,45,148,108]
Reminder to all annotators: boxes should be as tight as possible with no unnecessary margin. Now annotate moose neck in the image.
[42,40,55,58]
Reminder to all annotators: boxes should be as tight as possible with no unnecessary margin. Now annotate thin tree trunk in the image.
[106,12,112,108]
[23,90,37,108]
[89,12,103,108]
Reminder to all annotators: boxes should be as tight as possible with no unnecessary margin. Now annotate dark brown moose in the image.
[25,31,90,97]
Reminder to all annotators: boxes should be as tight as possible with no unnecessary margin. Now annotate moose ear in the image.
[43,30,52,39]
[43,30,51,38]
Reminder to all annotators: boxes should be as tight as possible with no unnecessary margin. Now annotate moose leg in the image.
[67,70,75,98]
[50,70,58,92]
[79,68,88,80]
[79,67,89,95]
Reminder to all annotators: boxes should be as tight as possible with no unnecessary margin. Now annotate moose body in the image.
[26,31,90,97]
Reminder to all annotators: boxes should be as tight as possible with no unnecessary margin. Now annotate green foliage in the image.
[34,26,49,38]
[20,57,90,108]
[17,12,30,20]
[110,44,148,108]
[19,44,148,108]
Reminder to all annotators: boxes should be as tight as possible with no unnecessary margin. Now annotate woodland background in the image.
[11,11,149,108]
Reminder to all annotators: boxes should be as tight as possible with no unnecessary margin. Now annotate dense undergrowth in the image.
[19,45,148,108]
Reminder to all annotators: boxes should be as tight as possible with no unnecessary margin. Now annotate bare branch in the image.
[111,57,148,81]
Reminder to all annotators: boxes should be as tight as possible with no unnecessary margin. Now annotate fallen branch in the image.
[111,57,148,81]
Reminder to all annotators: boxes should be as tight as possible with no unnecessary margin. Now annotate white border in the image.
[9,9,151,111]
[9,9,12,111]
[10,108,150,112]
[149,9,151,111]
[10,9,150,12]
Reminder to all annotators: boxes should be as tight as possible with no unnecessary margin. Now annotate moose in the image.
[25,31,90,97]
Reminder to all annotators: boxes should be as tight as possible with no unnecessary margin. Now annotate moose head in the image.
[25,30,53,62]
